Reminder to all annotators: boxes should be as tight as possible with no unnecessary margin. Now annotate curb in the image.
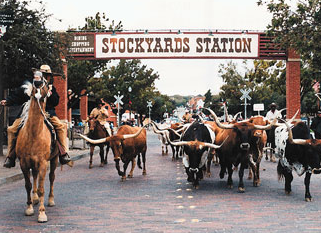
[0,151,91,187]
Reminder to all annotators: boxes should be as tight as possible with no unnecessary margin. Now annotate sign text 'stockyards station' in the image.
[95,33,259,59]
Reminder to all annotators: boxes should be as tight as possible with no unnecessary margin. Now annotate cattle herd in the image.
[81,107,321,202]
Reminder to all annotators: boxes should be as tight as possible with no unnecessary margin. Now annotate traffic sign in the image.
[240,89,252,100]
[114,95,123,106]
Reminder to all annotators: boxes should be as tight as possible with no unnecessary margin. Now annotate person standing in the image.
[310,110,321,139]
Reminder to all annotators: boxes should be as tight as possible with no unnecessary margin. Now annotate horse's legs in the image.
[99,145,104,167]
[21,164,34,216]
[89,145,94,169]
[31,169,39,205]
[37,161,48,223]
[48,157,58,207]
[128,158,136,178]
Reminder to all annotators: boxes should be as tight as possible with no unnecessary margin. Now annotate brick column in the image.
[286,48,301,119]
[80,89,88,121]
[53,62,68,121]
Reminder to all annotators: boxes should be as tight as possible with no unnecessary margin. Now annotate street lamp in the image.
[128,86,132,125]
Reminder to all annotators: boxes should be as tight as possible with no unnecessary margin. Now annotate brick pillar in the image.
[80,89,88,121]
[54,62,68,121]
[286,48,301,119]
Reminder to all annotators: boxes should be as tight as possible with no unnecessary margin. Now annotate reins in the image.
[33,78,56,141]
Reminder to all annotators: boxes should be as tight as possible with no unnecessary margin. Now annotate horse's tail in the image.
[137,153,142,169]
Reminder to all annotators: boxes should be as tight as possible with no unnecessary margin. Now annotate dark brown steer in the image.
[80,125,147,181]
[204,108,274,192]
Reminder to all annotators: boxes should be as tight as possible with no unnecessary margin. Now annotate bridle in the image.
[32,75,55,139]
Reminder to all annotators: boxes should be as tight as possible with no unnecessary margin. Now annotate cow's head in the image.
[205,108,274,151]
[165,122,227,171]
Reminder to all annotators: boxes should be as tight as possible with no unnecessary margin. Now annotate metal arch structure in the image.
[61,30,299,120]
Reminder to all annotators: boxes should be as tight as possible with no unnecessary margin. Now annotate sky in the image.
[38,0,276,96]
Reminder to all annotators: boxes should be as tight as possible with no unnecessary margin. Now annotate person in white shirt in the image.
[265,103,281,121]
[265,102,281,162]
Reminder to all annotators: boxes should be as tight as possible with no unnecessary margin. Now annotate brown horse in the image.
[15,79,59,223]
[87,117,111,168]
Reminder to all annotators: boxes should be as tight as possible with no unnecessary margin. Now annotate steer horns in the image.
[79,126,145,144]
[282,119,309,145]
[204,108,276,130]
[165,130,228,150]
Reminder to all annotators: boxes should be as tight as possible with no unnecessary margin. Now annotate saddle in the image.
[14,119,66,160]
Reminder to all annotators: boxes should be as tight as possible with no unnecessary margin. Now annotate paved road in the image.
[1,131,321,232]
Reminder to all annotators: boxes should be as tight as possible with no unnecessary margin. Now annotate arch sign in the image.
[68,31,286,60]
[67,30,300,120]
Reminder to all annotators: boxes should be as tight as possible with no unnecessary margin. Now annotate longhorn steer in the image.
[150,121,185,160]
[166,120,223,188]
[204,108,274,192]
[80,125,147,181]
[276,120,321,201]
[246,116,269,186]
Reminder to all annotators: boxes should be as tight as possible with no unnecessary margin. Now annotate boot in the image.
[59,152,73,167]
[3,137,17,168]
[3,150,16,168]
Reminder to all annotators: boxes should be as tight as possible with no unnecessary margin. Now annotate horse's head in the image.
[30,70,50,103]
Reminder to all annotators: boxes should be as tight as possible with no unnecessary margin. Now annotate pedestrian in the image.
[265,102,282,121]
[310,110,321,139]
[1,65,73,168]
[89,98,112,136]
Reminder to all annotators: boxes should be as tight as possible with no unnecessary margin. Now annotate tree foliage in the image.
[218,60,286,116]
[87,59,173,120]
[1,0,65,88]
[257,0,321,76]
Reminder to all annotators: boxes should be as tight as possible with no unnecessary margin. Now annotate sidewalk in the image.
[0,139,92,187]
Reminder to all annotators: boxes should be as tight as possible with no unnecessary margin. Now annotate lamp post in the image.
[128,86,132,125]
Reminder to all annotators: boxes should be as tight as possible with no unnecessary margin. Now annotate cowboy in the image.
[265,102,281,121]
[1,65,73,168]
[182,110,191,123]
[311,109,321,139]
[89,98,112,136]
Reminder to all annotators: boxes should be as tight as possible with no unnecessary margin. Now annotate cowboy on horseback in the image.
[1,65,73,168]
[89,98,112,136]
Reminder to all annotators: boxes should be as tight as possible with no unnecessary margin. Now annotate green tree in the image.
[1,0,65,88]
[87,59,161,122]
[257,0,321,79]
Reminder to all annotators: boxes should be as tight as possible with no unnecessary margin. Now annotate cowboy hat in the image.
[40,65,52,74]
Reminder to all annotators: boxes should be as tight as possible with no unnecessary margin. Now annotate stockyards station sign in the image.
[68,31,286,60]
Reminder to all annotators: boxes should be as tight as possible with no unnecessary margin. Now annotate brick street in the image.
[1,131,321,233]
